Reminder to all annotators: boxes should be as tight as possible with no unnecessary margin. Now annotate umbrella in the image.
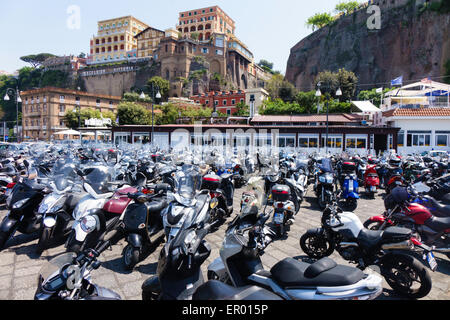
[56,129,81,136]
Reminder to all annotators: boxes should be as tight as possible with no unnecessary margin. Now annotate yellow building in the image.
[89,16,149,64]
[135,27,165,59]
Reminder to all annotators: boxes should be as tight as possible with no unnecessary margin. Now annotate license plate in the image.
[274,213,284,224]
[371,186,376,192]
[5,189,11,196]
[426,252,438,272]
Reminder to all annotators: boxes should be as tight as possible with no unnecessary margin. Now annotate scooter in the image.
[364,164,380,199]
[0,161,51,250]
[35,239,121,300]
[120,185,169,270]
[207,198,383,300]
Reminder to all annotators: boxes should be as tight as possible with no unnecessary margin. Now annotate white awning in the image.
[56,129,81,135]
[351,101,380,113]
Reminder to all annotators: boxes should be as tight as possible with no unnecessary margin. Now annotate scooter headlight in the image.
[80,215,98,234]
[12,198,30,209]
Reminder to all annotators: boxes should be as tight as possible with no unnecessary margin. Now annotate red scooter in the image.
[364,164,380,198]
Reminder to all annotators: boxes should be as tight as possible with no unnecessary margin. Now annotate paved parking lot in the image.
[0,186,448,300]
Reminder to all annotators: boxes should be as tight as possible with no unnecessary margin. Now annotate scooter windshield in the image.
[174,169,201,206]
[319,158,334,173]
[83,166,112,195]
[38,253,76,284]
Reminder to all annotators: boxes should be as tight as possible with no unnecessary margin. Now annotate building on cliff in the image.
[88,16,149,65]
[81,7,271,99]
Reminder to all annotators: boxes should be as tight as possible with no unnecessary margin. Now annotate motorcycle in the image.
[314,158,336,210]
[364,186,450,258]
[300,200,435,299]
[207,180,383,300]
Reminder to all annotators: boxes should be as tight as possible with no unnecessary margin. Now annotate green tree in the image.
[123,92,153,103]
[146,76,170,101]
[306,13,335,31]
[20,53,56,68]
[266,74,297,102]
[234,102,250,116]
[64,108,100,129]
[294,91,320,114]
[116,102,152,126]
[335,1,360,15]
[316,68,358,101]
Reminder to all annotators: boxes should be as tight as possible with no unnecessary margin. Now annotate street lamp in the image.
[315,82,342,154]
[3,82,22,143]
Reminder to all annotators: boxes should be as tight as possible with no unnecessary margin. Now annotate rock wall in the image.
[285,2,450,91]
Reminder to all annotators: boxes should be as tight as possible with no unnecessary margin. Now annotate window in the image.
[322,136,343,149]
[60,120,64,126]
[96,99,101,107]
[231,99,236,105]
[223,100,227,106]
[398,130,405,147]
[406,131,431,147]
[214,100,219,106]
[205,100,209,105]
[202,48,208,54]
[278,135,296,148]
[59,105,65,112]
[435,131,450,147]
[299,136,319,148]
[227,109,231,116]
[60,95,65,102]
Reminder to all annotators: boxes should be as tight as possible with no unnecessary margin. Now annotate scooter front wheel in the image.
[123,244,140,270]
[36,227,52,254]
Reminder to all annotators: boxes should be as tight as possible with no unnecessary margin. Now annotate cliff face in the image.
[285,3,450,90]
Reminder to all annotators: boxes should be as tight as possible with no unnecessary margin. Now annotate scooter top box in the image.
[201,174,222,191]
[342,162,357,173]
[271,184,291,202]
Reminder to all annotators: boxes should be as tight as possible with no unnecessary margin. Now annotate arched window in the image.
[165,69,170,80]
[198,25,204,31]
[190,26,196,32]
[205,24,211,30]
[184,27,189,33]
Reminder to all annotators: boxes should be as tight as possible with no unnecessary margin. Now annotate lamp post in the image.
[315,82,342,154]
[142,84,161,147]
[3,81,22,143]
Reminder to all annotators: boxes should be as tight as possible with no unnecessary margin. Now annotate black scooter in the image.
[0,161,51,250]
[121,185,169,270]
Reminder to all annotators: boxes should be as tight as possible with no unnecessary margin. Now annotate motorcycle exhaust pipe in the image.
[381,241,413,250]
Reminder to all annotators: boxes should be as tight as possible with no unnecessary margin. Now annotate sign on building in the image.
[85,118,112,127]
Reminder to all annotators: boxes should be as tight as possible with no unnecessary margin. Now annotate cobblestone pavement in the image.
[0,186,448,300]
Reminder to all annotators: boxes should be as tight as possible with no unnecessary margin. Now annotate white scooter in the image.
[207,178,383,300]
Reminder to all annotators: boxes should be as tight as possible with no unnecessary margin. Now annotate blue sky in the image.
[0,0,363,74]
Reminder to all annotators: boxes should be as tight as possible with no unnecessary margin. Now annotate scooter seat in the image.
[424,216,450,233]
[193,280,282,301]
[148,199,167,214]
[270,257,365,288]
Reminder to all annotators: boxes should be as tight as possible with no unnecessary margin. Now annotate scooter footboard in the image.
[207,257,228,281]
[285,274,383,300]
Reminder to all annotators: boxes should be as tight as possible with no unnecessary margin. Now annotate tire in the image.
[381,254,432,299]
[363,220,383,231]
[300,230,335,259]
[343,199,358,212]
[142,290,158,301]
[123,245,140,271]
[275,224,284,238]
[36,227,52,254]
